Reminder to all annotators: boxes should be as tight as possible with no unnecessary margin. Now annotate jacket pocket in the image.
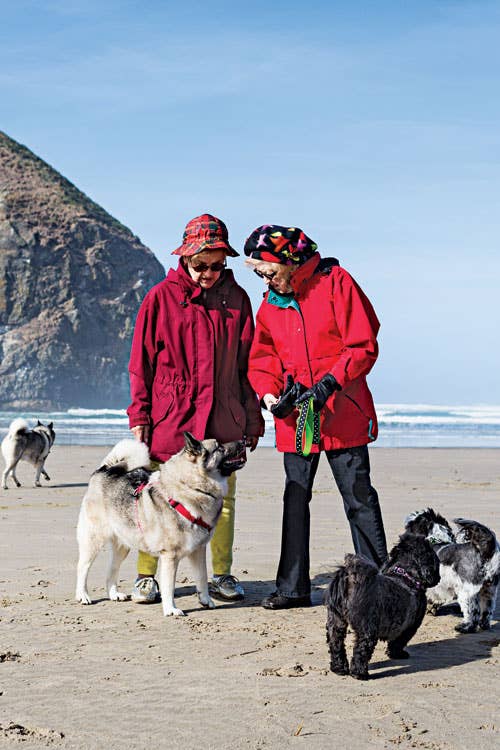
[228,395,246,429]
[151,391,174,428]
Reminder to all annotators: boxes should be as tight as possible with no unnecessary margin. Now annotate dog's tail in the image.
[6,418,29,436]
[99,439,150,473]
[324,566,349,618]
[453,518,498,559]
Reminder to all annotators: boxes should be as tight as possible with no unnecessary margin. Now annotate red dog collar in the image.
[133,482,212,532]
[168,499,213,532]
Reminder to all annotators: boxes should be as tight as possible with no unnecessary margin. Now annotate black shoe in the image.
[261,592,311,610]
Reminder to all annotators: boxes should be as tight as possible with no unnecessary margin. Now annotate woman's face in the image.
[253,263,295,294]
[187,250,227,289]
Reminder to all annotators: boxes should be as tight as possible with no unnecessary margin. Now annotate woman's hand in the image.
[263,393,279,410]
[131,424,150,444]
[245,435,259,452]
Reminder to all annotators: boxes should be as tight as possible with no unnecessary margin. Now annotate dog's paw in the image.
[479,620,491,631]
[163,606,186,617]
[455,622,477,634]
[34,482,42,488]
[387,648,410,660]
[350,670,369,680]
[109,591,128,602]
[330,664,349,676]
[198,594,216,609]
[76,593,92,605]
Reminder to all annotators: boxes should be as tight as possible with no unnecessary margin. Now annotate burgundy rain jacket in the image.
[248,253,379,452]
[127,261,264,462]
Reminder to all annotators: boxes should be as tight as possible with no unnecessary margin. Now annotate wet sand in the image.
[1,446,499,749]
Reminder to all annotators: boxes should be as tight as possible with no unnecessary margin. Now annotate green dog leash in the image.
[295,397,321,456]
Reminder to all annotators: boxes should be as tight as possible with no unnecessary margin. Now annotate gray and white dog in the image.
[1,418,56,489]
[405,509,500,632]
[75,432,246,617]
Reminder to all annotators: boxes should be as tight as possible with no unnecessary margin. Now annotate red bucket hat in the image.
[172,214,239,257]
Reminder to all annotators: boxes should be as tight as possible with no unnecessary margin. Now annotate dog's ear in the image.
[183,432,203,457]
[48,422,53,429]
[37,420,42,426]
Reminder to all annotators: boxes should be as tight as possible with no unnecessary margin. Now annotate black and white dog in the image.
[325,533,440,680]
[1,418,55,489]
[405,509,500,632]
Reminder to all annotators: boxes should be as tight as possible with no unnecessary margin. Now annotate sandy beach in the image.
[0,446,499,749]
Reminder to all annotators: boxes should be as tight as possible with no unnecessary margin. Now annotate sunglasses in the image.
[190,260,226,273]
[253,268,277,282]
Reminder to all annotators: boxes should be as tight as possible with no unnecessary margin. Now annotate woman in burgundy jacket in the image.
[245,224,387,610]
[127,215,264,603]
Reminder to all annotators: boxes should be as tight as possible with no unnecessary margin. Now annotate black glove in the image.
[270,375,307,419]
[294,373,340,412]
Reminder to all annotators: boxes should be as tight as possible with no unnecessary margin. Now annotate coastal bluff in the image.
[0,131,165,410]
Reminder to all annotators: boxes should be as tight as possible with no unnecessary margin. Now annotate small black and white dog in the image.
[405,509,500,632]
[1,418,56,489]
[325,533,440,680]
[404,507,455,548]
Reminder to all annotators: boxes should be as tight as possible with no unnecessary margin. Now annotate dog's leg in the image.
[11,463,22,487]
[41,466,50,481]
[75,505,105,605]
[326,610,349,675]
[387,601,426,659]
[478,581,496,630]
[350,630,377,680]
[158,551,184,616]
[106,538,130,602]
[455,590,481,633]
[1,465,10,490]
[2,458,21,489]
[34,460,45,487]
[188,545,215,609]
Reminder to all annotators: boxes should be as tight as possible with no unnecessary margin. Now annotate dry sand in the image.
[1,446,499,749]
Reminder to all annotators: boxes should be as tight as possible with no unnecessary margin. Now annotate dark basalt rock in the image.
[0,131,165,409]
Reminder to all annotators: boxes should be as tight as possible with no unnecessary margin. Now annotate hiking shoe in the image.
[131,576,160,604]
[209,574,244,601]
[261,592,311,610]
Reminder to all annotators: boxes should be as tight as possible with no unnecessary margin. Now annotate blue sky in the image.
[2,0,499,403]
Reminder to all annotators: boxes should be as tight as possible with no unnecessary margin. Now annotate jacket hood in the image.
[166,259,237,298]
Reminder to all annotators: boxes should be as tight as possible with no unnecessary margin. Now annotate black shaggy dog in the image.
[325,533,440,680]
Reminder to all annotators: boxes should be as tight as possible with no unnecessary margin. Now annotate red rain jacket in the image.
[248,253,379,452]
[127,261,264,462]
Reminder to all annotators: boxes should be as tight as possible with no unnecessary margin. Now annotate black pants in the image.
[276,446,388,597]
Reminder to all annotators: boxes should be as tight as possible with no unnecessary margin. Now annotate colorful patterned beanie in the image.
[244,225,317,265]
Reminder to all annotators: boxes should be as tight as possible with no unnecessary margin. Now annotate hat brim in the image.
[172,240,239,257]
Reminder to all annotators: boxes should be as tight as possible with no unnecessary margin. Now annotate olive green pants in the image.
[137,473,237,577]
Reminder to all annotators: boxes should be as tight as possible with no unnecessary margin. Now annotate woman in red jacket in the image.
[127,215,264,603]
[245,224,387,610]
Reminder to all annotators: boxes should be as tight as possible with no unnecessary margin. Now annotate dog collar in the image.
[168,499,213,532]
[387,566,422,590]
[133,483,213,532]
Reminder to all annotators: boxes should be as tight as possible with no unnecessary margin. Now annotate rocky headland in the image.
[0,131,164,409]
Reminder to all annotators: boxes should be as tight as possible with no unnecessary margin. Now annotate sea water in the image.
[1,404,500,448]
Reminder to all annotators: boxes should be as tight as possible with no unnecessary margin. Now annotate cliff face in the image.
[0,131,165,409]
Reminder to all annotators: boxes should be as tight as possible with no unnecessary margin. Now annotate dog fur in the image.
[429,518,499,632]
[405,508,500,632]
[75,432,246,616]
[1,418,55,489]
[325,533,440,679]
